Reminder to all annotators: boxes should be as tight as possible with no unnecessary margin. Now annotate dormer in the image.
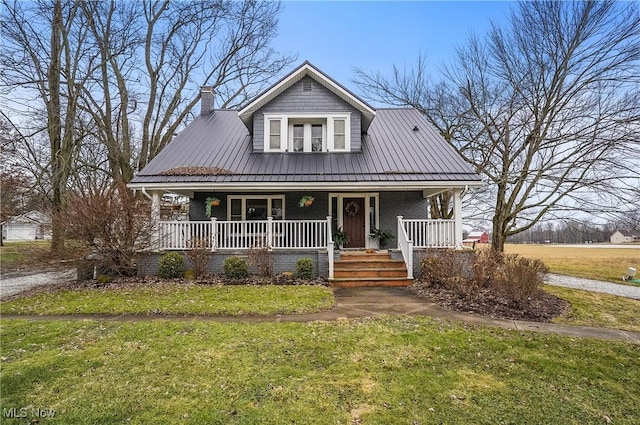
[238,61,376,153]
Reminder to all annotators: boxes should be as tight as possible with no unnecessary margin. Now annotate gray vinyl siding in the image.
[253,76,362,152]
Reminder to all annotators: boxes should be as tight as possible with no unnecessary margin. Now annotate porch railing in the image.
[157,218,330,251]
[401,218,455,248]
[396,216,414,279]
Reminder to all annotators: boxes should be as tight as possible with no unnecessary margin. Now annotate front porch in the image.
[151,216,461,281]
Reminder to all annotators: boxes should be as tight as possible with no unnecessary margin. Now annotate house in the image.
[128,62,482,284]
[464,230,490,244]
[1,211,51,241]
[610,230,640,244]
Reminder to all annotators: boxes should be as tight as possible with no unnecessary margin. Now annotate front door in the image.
[342,198,366,248]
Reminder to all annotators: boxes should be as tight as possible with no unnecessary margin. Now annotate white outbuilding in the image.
[1,211,51,241]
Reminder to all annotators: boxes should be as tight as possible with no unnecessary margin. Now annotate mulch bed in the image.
[412,282,570,323]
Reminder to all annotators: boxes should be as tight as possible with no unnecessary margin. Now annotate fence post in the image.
[397,216,403,250]
[210,217,217,252]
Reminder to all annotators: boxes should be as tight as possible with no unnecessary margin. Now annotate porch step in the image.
[330,277,413,288]
[333,268,408,278]
[331,251,411,287]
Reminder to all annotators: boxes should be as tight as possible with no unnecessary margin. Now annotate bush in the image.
[224,256,249,279]
[420,250,478,298]
[185,237,211,278]
[492,254,548,306]
[57,181,155,276]
[420,248,547,305]
[296,258,314,280]
[158,252,185,279]
[247,245,273,278]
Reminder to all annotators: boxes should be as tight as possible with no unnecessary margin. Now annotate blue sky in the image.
[272,1,515,88]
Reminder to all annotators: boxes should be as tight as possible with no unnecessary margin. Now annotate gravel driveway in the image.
[0,268,77,299]
[546,273,640,300]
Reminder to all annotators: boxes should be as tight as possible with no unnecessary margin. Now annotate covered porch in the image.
[142,187,469,280]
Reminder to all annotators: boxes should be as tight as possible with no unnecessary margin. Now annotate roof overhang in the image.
[128,180,483,198]
[238,61,376,132]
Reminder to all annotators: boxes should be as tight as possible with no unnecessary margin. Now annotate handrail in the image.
[397,216,414,279]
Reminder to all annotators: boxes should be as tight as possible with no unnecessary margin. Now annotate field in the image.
[505,244,639,283]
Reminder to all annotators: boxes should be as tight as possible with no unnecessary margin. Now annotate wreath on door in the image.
[345,200,360,217]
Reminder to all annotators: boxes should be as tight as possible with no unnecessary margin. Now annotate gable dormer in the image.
[238,62,376,153]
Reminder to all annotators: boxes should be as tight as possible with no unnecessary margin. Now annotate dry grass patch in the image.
[505,244,639,283]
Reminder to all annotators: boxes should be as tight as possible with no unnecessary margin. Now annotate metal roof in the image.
[130,108,482,190]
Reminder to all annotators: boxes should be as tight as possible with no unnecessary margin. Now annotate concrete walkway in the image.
[546,274,640,300]
[2,287,638,344]
[0,268,76,299]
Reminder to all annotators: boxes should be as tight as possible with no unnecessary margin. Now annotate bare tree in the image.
[79,0,294,181]
[1,0,95,252]
[355,1,640,251]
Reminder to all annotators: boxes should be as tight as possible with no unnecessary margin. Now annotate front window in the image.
[292,124,304,152]
[227,196,285,220]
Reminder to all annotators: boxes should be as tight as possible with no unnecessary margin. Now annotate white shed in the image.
[1,211,51,241]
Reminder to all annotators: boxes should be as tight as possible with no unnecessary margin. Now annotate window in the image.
[264,114,350,152]
[227,196,285,221]
[333,119,346,150]
[269,119,281,150]
[292,124,304,152]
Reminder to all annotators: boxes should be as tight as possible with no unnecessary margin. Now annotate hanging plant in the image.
[205,196,220,218]
[299,195,314,208]
[345,200,360,217]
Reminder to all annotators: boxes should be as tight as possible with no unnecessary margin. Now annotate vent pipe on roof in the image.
[200,86,215,115]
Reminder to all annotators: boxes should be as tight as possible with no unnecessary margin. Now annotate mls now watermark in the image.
[3,407,56,419]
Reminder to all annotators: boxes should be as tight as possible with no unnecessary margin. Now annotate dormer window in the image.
[264,113,350,152]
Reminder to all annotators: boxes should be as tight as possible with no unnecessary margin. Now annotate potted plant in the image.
[332,227,349,249]
[371,228,394,249]
[299,195,314,208]
[205,196,220,218]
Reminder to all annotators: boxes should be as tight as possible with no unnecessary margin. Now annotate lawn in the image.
[1,317,638,424]
[544,285,640,332]
[505,244,639,283]
[0,284,334,316]
[0,240,52,269]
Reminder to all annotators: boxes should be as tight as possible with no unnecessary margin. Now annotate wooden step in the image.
[329,277,413,288]
[333,268,408,278]
[339,252,391,261]
[334,259,406,269]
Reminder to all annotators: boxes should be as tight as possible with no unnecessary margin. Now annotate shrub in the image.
[247,245,273,278]
[185,237,211,278]
[296,258,314,280]
[224,256,249,279]
[472,248,503,289]
[158,252,185,279]
[491,254,548,306]
[420,250,478,298]
[57,181,155,276]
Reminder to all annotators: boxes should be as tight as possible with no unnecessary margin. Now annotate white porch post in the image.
[267,216,273,249]
[453,188,463,249]
[327,216,334,279]
[151,191,161,250]
[210,217,217,252]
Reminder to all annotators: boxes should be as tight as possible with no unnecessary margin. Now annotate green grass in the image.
[1,317,638,424]
[505,244,639,283]
[544,285,640,332]
[0,284,334,316]
[0,240,52,268]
